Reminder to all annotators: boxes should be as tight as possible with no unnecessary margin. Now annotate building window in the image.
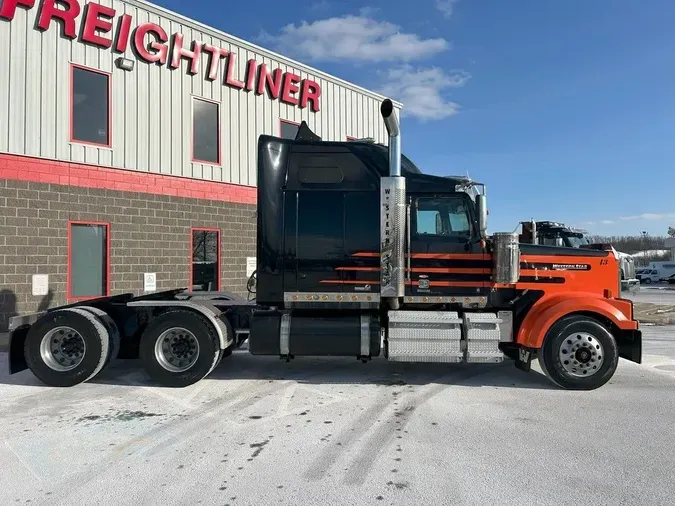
[280,119,299,140]
[68,222,110,299]
[71,65,111,146]
[192,98,220,165]
[191,228,220,291]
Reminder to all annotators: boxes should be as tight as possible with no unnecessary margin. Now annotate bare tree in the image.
[586,234,669,267]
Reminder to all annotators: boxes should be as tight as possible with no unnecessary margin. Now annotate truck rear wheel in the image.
[538,315,619,390]
[79,306,121,368]
[24,309,111,387]
[139,310,221,387]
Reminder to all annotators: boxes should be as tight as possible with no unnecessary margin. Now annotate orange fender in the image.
[517,292,638,349]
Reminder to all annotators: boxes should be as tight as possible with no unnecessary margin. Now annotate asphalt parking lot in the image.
[626,285,675,305]
[1,323,674,506]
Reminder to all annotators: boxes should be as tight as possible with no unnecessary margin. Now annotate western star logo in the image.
[381,186,392,286]
[0,0,322,112]
[551,264,590,271]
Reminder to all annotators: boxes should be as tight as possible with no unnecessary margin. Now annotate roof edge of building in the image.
[127,0,404,110]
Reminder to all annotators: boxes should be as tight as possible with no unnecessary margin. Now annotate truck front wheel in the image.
[537,315,619,390]
[139,310,221,387]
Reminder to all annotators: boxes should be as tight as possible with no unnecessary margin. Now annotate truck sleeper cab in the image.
[4,99,642,391]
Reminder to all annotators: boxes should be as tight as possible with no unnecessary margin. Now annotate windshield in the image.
[566,234,590,248]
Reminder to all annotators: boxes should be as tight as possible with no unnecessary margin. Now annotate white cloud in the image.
[619,213,675,221]
[259,14,449,63]
[435,0,459,19]
[583,213,675,227]
[379,66,471,121]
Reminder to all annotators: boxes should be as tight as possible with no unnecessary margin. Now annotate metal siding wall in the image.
[25,8,41,158]
[0,9,8,153]
[148,11,162,176]
[0,0,401,187]
[7,6,26,155]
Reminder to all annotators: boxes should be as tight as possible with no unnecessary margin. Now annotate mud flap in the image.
[514,347,533,372]
[617,328,642,364]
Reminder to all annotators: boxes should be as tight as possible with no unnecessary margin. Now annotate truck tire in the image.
[79,306,121,367]
[24,308,111,387]
[538,315,619,391]
[139,310,221,387]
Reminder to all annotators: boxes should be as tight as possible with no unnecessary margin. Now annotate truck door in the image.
[407,193,490,296]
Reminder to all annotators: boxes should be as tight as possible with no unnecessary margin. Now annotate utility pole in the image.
[641,230,648,267]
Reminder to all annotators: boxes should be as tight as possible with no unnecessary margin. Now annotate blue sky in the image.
[156,0,675,237]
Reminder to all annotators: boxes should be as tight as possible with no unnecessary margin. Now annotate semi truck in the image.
[519,220,640,291]
[4,99,642,391]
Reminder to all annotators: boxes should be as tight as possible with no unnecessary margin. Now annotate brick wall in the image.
[0,155,257,332]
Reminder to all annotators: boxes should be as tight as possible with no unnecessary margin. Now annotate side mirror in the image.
[476,194,488,239]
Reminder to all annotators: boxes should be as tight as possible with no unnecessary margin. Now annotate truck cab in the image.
[519,221,590,248]
[248,101,641,391]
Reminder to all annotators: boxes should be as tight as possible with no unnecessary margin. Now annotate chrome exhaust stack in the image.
[381,99,401,177]
[379,99,406,300]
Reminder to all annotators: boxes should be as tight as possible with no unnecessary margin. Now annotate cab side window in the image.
[415,197,472,239]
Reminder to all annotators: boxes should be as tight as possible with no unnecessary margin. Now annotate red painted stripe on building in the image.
[0,153,257,205]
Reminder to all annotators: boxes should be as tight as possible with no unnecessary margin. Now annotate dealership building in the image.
[0,0,402,331]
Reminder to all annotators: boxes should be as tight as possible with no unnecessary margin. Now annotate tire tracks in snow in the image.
[303,366,493,483]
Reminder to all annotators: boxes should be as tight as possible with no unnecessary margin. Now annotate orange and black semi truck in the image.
[4,99,641,390]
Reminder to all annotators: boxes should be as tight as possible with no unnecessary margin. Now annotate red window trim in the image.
[346,136,357,141]
[279,118,300,138]
[191,96,222,166]
[69,63,112,148]
[67,221,111,301]
[189,227,221,291]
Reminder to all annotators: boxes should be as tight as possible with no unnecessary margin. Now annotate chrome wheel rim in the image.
[40,326,86,372]
[154,327,200,373]
[558,332,604,378]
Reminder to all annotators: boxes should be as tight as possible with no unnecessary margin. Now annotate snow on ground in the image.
[2,328,675,506]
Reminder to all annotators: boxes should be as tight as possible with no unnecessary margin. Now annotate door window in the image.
[415,196,472,239]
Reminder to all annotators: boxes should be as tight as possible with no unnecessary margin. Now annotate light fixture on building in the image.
[115,57,135,72]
